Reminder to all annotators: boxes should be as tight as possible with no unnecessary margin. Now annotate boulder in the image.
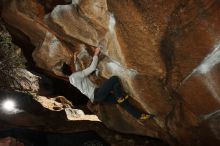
[2,0,220,145]
[32,31,72,76]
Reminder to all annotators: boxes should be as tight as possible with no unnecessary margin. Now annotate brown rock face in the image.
[32,31,71,75]
[0,137,24,146]
[1,0,220,145]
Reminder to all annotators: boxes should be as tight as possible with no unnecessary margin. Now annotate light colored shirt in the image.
[69,56,98,102]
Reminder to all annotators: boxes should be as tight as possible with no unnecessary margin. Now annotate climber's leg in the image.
[94,76,124,102]
[94,76,154,120]
[119,100,155,120]
[119,100,142,118]
[103,94,117,103]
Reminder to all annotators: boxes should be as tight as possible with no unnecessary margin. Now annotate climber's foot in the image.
[139,113,155,120]
[117,95,129,103]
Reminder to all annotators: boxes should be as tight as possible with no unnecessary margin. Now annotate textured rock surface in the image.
[0,137,24,146]
[1,0,220,145]
[0,90,167,146]
[14,68,40,92]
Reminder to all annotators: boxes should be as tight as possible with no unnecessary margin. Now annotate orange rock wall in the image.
[1,0,220,145]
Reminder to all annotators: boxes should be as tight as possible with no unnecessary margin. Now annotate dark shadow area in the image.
[3,22,36,67]
[3,23,89,106]
[52,75,89,106]
[37,0,72,14]
[0,90,169,146]
[0,128,110,146]
[0,1,3,14]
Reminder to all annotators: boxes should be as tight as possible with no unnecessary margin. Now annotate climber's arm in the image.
[81,47,100,77]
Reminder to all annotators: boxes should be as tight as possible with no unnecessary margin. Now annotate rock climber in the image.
[62,46,154,120]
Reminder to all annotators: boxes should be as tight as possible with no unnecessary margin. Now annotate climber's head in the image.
[62,51,84,76]
[62,63,73,76]
[62,43,97,76]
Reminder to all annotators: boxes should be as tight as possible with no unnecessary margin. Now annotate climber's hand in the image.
[94,47,101,56]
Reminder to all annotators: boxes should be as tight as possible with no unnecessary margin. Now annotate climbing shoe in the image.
[139,113,155,120]
[117,95,129,103]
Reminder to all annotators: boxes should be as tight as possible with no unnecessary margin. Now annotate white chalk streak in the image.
[181,43,220,84]
[203,109,220,140]
[201,74,220,102]
[72,0,80,5]
[107,61,137,78]
[47,32,59,57]
[203,109,220,120]
[197,43,220,74]
[108,13,116,33]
